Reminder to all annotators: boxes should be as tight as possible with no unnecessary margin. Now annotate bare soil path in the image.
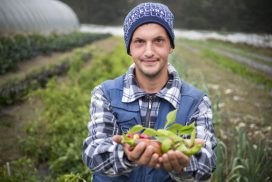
[178,41,272,75]
[1,53,69,86]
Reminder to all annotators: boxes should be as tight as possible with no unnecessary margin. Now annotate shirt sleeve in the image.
[170,96,217,181]
[82,85,136,176]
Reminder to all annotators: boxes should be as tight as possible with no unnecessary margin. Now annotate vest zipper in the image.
[144,95,153,127]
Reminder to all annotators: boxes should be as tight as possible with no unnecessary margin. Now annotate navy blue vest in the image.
[93,75,204,182]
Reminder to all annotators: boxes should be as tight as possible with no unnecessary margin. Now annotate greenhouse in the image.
[0,0,79,35]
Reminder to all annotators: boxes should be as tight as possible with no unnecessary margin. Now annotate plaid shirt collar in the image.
[122,63,182,109]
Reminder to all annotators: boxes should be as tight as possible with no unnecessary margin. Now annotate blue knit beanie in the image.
[123,2,175,54]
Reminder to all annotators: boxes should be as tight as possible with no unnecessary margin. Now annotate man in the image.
[82,2,216,182]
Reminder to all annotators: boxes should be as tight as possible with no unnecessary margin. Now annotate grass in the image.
[181,38,272,59]
[201,49,272,90]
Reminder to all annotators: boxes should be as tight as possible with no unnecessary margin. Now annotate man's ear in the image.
[169,48,174,54]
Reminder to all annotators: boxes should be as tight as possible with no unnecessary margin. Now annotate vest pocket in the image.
[111,100,140,134]
[111,106,139,134]
[114,109,139,133]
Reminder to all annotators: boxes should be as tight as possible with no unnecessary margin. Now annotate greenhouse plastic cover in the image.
[0,0,79,35]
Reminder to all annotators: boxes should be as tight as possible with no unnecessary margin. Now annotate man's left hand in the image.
[159,150,190,174]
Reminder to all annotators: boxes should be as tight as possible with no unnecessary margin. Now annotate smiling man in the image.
[83,2,217,182]
[130,23,172,93]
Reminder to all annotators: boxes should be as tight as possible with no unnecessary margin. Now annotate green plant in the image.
[0,32,110,74]
[121,110,203,156]
[21,78,90,178]
[0,49,92,105]
[0,158,39,182]
[212,127,272,182]
[226,127,271,182]
[56,173,87,182]
[212,140,227,182]
[169,52,189,80]
[201,49,272,90]
[17,42,130,181]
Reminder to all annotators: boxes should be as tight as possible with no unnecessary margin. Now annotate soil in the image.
[0,99,43,161]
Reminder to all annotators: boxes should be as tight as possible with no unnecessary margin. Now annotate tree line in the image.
[61,0,272,34]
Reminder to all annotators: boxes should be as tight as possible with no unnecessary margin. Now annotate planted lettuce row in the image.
[0,32,111,74]
[0,52,92,105]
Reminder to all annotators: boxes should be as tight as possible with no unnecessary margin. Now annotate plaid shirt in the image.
[83,64,217,181]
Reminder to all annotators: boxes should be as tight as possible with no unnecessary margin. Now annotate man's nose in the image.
[144,42,154,58]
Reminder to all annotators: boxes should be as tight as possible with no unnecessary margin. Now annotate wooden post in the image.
[7,162,11,176]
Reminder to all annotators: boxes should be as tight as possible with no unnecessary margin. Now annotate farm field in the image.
[0,35,271,181]
[174,38,272,142]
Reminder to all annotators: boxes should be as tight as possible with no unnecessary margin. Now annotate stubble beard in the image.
[139,65,163,80]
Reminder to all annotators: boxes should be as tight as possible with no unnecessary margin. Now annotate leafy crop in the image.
[0,32,110,74]
[121,110,203,156]
[0,51,91,105]
[0,158,39,182]
[212,127,272,182]
[6,41,131,181]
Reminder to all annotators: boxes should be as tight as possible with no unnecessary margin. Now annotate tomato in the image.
[127,133,151,139]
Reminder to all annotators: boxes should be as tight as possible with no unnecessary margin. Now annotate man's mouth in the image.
[142,59,157,63]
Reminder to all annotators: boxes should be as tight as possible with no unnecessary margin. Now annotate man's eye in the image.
[135,39,144,44]
[155,38,164,43]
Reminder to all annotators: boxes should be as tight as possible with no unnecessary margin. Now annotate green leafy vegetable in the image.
[120,109,203,156]
[165,109,177,128]
[127,124,144,134]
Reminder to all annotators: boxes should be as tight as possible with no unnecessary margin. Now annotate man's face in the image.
[129,23,173,79]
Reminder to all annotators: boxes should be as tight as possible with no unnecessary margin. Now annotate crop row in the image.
[0,43,131,181]
[0,32,110,74]
[0,50,92,106]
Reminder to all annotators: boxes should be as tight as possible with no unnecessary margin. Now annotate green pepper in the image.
[161,138,173,153]
[176,143,203,156]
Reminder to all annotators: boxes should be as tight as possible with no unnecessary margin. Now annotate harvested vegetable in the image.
[121,110,203,156]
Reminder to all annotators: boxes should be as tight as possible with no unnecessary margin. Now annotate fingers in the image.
[124,142,160,168]
[149,153,160,169]
[160,150,179,171]
[124,142,147,162]
[160,151,173,171]
[159,150,190,173]
[195,138,205,145]
[137,144,153,164]
[183,138,205,146]
[137,145,158,166]
[112,135,123,144]
[175,150,190,167]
